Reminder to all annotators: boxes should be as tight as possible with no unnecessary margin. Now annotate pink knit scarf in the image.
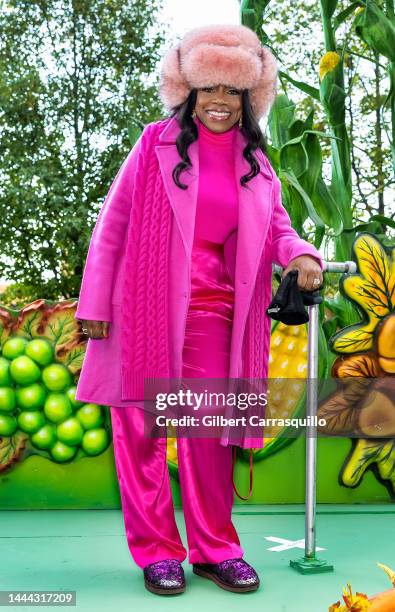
[121,120,172,400]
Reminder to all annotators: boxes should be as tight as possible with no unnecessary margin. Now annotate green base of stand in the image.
[290,556,334,574]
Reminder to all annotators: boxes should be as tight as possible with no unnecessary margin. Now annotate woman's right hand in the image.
[79,320,110,339]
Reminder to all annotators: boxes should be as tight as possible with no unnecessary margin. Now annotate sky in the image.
[160,0,240,37]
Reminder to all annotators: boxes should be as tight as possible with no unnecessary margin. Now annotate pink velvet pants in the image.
[109,237,243,568]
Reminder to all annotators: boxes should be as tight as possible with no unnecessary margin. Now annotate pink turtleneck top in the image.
[193,116,239,244]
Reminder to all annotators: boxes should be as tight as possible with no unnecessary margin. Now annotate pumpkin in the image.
[329,563,395,611]
[369,564,395,611]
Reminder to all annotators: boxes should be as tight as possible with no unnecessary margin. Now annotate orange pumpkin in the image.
[329,563,395,611]
[369,565,395,611]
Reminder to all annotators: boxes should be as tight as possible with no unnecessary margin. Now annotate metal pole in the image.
[271,259,357,574]
[305,301,319,559]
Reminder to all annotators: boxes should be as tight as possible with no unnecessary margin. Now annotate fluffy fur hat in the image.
[159,24,278,121]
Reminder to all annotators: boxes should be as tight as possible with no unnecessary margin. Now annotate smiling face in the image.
[194,84,243,132]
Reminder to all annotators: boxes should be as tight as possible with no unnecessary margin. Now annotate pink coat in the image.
[74,116,323,412]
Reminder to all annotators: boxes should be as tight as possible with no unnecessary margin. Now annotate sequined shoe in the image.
[143,559,186,595]
[193,557,260,592]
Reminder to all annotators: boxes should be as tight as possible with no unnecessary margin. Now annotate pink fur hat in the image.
[159,24,278,121]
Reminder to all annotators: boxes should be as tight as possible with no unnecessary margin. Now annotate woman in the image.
[75,24,324,595]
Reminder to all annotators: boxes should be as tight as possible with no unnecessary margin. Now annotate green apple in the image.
[17,411,46,434]
[44,393,73,423]
[15,383,47,410]
[2,337,28,359]
[25,338,53,366]
[66,386,85,409]
[0,357,12,386]
[50,441,77,462]
[81,428,109,456]
[31,423,57,449]
[76,404,104,430]
[56,417,84,446]
[0,387,16,413]
[9,355,41,386]
[0,413,18,436]
[41,363,72,391]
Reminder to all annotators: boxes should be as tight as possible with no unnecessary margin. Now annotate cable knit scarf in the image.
[121,120,172,400]
[120,118,272,407]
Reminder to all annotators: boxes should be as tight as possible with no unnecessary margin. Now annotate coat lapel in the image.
[155,118,199,259]
[155,115,273,373]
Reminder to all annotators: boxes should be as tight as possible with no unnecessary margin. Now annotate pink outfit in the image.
[74,115,323,449]
[110,120,243,567]
[75,115,323,567]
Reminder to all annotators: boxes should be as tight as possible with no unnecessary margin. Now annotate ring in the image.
[82,328,88,334]
[313,278,321,285]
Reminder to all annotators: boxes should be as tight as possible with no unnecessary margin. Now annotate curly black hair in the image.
[168,88,268,190]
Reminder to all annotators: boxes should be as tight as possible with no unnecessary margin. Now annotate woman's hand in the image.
[79,320,110,339]
[282,255,324,292]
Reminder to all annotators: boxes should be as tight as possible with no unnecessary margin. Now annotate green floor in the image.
[1,505,394,611]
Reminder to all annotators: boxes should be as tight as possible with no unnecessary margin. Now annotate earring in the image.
[239,114,243,128]
[192,109,196,118]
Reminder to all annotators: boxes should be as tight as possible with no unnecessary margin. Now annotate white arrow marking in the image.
[264,536,326,552]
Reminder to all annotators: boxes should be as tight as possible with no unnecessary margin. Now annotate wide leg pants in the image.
[109,236,243,568]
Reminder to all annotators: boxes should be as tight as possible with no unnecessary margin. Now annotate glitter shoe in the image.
[143,559,186,595]
[193,557,260,592]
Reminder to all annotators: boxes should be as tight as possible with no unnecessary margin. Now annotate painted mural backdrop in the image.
[0,232,394,506]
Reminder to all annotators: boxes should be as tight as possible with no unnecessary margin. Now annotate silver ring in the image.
[82,328,88,334]
[313,278,321,285]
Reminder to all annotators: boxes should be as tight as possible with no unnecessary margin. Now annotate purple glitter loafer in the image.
[193,557,260,592]
[143,559,186,595]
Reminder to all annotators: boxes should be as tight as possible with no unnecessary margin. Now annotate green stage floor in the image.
[1,505,394,611]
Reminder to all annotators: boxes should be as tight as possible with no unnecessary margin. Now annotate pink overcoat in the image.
[74,116,323,426]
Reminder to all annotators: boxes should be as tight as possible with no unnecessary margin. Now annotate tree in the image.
[0,0,167,305]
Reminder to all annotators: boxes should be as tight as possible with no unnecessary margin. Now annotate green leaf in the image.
[322,315,339,341]
[290,186,309,231]
[321,82,347,124]
[0,431,28,473]
[289,119,308,140]
[325,292,360,328]
[354,0,395,62]
[283,130,342,147]
[311,177,344,235]
[369,214,395,230]
[266,144,280,172]
[303,108,315,131]
[333,2,363,30]
[301,132,322,196]
[342,221,385,233]
[279,70,320,101]
[280,141,309,178]
[268,94,296,148]
[279,168,326,231]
